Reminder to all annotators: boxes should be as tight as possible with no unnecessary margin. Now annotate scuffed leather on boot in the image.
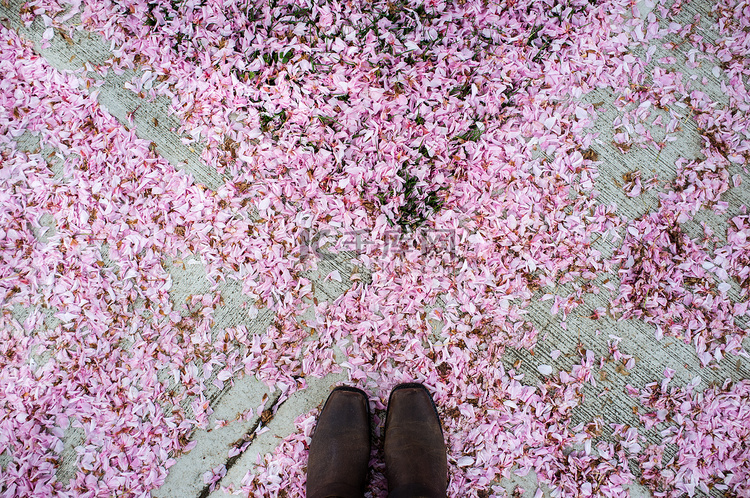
[384,383,448,498]
[307,387,371,498]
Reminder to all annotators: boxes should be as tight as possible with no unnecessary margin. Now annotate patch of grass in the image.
[454,123,483,142]
[290,7,311,19]
[527,25,543,45]
[280,49,295,64]
[365,160,445,231]
[260,110,288,133]
[532,36,552,63]
[394,164,445,230]
[449,82,472,99]
[262,52,278,65]
[316,115,337,127]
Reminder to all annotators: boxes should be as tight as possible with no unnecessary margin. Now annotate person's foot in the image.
[307,386,371,498]
[384,383,448,498]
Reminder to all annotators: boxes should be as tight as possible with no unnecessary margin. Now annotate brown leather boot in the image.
[384,383,448,498]
[307,386,371,498]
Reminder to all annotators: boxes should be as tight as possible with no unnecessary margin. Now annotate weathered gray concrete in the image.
[1,0,748,496]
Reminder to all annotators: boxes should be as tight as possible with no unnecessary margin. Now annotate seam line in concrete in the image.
[196,390,284,498]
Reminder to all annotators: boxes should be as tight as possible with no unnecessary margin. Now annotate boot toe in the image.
[307,387,371,498]
[384,384,447,498]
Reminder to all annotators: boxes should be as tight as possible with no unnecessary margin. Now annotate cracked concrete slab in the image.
[1,0,749,496]
[0,0,226,190]
[153,374,273,498]
[207,372,347,498]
